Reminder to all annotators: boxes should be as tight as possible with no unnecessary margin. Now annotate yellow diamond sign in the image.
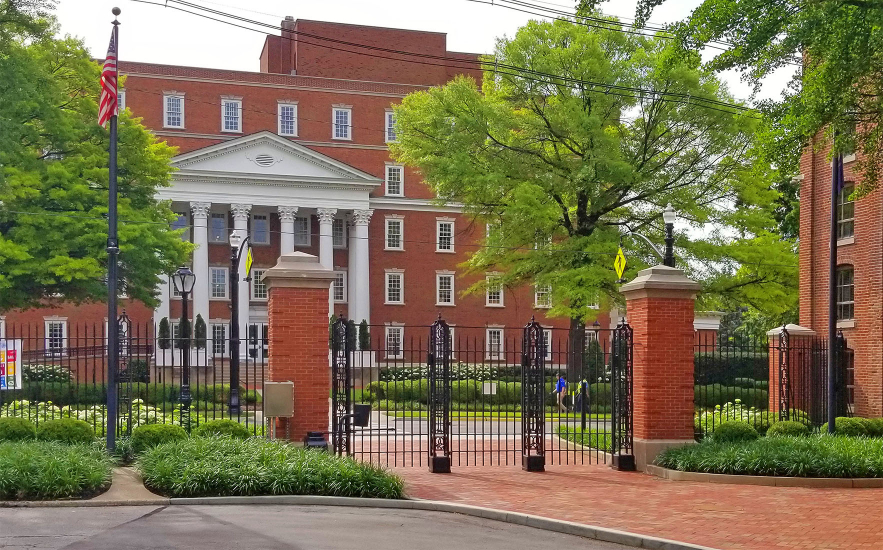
[614,247,627,279]
[245,246,254,276]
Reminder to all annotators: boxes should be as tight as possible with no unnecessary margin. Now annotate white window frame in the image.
[333,271,347,303]
[44,318,68,356]
[385,325,404,360]
[332,218,347,249]
[436,271,455,306]
[251,269,267,301]
[210,212,228,243]
[385,164,404,197]
[118,89,126,111]
[278,101,298,137]
[385,217,404,251]
[385,270,404,305]
[543,328,553,362]
[436,219,455,253]
[486,274,504,307]
[332,106,352,140]
[211,323,227,356]
[836,265,855,321]
[221,98,242,133]
[385,109,397,143]
[486,328,503,361]
[294,216,311,246]
[209,267,229,300]
[163,93,184,129]
[251,213,270,245]
[534,284,552,309]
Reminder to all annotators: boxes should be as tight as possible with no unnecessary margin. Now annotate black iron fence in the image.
[331,318,634,469]
[0,318,266,437]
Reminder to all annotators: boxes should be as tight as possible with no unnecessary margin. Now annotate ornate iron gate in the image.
[427,316,452,472]
[521,318,546,471]
[330,317,352,456]
[610,320,635,470]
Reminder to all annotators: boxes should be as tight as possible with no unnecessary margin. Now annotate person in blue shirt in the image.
[554,374,568,413]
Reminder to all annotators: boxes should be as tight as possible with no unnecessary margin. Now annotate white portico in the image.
[153,131,381,349]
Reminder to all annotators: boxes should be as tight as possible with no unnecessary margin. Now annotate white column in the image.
[278,205,298,254]
[317,208,337,318]
[231,203,252,353]
[190,202,211,329]
[350,209,373,324]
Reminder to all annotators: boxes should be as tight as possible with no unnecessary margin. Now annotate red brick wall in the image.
[266,284,330,442]
[627,296,695,441]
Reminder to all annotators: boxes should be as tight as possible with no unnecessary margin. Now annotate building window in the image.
[333,271,347,303]
[486,275,503,307]
[535,285,552,308]
[385,218,403,250]
[278,103,298,136]
[44,319,67,355]
[486,328,503,360]
[163,94,184,128]
[385,110,397,143]
[294,216,310,246]
[210,213,227,243]
[386,326,404,359]
[332,218,347,248]
[437,220,454,252]
[543,329,553,362]
[385,271,404,304]
[211,324,227,356]
[118,90,126,111]
[836,266,854,320]
[838,183,855,239]
[436,272,455,306]
[0,317,5,340]
[385,165,404,197]
[172,211,189,241]
[221,98,242,132]
[332,107,351,140]
[251,214,269,245]
[210,267,228,299]
[251,269,267,300]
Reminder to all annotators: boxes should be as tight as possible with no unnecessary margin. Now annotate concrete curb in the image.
[647,464,883,488]
[2,494,718,549]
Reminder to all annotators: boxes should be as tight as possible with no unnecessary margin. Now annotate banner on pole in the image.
[0,340,23,391]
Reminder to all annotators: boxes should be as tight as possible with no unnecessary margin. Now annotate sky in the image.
[54,0,796,106]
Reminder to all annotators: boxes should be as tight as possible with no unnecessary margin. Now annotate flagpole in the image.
[827,152,843,434]
[107,7,121,453]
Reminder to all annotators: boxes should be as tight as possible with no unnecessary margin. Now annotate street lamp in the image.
[228,231,250,416]
[662,203,677,268]
[171,266,196,430]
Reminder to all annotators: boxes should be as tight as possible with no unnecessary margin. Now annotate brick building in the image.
[798,144,881,417]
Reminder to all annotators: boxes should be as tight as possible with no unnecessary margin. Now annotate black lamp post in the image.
[172,266,196,430]
[662,203,677,268]
[228,231,250,416]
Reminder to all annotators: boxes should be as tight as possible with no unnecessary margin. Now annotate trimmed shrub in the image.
[733,377,756,389]
[22,364,73,383]
[0,418,37,441]
[131,424,188,454]
[754,380,769,390]
[695,384,768,409]
[192,419,250,439]
[451,380,480,402]
[118,360,150,383]
[0,441,112,500]
[866,418,883,437]
[694,351,769,385]
[712,421,759,443]
[36,418,96,445]
[767,420,810,437]
[243,389,262,404]
[821,417,872,436]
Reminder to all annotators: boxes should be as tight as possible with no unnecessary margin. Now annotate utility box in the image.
[263,381,294,418]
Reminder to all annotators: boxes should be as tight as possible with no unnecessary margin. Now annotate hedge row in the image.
[694,351,769,385]
[694,384,769,409]
[3,383,261,407]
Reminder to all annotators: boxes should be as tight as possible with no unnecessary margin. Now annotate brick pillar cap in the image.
[262,251,335,289]
[619,265,701,299]
[766,324,816,337]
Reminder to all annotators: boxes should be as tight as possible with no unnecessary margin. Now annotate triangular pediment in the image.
[171,131,382,186]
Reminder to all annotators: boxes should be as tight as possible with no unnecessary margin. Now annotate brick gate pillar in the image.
[262,252,336,443]
[620,265,701,470]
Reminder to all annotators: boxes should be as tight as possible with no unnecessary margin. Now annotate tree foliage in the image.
[391,19,796,320]
[0,2,190,311]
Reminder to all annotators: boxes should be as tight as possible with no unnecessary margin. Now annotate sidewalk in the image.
[395,463,883,550]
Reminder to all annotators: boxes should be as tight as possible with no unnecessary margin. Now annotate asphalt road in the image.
[0,505,631,550]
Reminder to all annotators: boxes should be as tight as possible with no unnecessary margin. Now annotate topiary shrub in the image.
[131,424,187,454]
[732,377,756,389]
[36,418,96,445]
[821,417,872,436]
[866,418,883,437]
[767,420,810,437]
[192,419,251,439]
[0,418,37,441]
[712,421,759,443]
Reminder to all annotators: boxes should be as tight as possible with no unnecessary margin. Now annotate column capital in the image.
[231,203,252,222]
[278,205,299,222]
[316,208,337,224]
[350,209,374,226]
[191,202,211,219]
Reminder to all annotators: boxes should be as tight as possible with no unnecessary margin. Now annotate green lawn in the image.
[556,425,613,452]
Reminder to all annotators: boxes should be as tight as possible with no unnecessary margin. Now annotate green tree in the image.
[158,317,171,350]
[391,19,796,325]
[0,4,190,312]
[194,314,206,350]
[358,319,370,351]
[624,0,883,193]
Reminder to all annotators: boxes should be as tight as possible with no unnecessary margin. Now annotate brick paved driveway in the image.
[395,463,883,550]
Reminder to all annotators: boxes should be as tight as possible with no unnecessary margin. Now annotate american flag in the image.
[98,26,118,128]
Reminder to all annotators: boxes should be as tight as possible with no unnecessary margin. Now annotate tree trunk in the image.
[567,317,585,382]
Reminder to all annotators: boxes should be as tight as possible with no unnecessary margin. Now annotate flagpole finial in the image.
[112,7,120,24]
[112,7,121,15]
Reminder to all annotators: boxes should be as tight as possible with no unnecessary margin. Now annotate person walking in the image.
[555,373,568,413]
